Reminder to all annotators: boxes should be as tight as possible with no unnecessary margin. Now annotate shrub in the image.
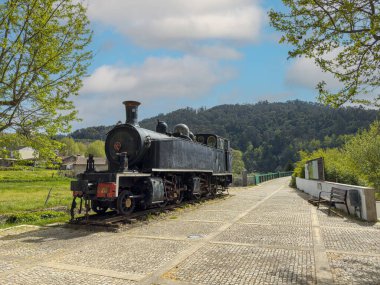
[344,121,380,189]
[292,121,380,190]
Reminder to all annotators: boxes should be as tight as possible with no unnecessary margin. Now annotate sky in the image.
[72,0,340,129]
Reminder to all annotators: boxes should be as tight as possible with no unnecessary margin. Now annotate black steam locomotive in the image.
[70,101,232,218]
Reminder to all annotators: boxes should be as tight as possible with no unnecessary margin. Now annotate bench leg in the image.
[346,203,350,215]
[317,196,322,209]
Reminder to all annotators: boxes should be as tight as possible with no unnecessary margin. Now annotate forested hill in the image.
[71,100,378,172]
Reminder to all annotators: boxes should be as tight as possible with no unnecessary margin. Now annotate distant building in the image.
[10,146,39,160]
[61,155,108,174]
[60,155,78,170]
[0,146,39,167]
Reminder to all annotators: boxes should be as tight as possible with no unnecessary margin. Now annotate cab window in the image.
[207,136,216,147]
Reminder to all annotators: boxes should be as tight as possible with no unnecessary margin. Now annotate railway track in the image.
[68,193,229,231]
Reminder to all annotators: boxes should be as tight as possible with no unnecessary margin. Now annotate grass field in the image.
[0,169,73,228]
[0,169,65,182]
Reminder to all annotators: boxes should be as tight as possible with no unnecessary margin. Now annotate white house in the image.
[10,146,39,160]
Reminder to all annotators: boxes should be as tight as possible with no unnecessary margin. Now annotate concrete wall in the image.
[296,177,377,222]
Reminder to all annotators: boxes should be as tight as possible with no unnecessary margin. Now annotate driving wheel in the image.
[91,200,108,214]
[117,190,135,215]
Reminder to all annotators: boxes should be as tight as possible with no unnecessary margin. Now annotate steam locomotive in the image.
[70,101,232,218]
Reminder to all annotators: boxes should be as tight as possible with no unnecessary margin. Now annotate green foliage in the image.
[59,137,89,157]
[0,0,93,135]
[60,137,80,156]
[77,142,87,155]
[86,140,105,157]
[232,149,245,174]
[0,133,63,165]
[242,143,255,172]
[293,121,380,190]
[295,149,357,185]
[344,121,380,189]
[71,101,378,172]
[70,125,110,140]
[269,1,380,107]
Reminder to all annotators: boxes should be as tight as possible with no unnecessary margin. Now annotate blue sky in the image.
[73,0,339,129]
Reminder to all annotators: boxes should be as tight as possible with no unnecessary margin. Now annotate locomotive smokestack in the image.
[123,101,141,126]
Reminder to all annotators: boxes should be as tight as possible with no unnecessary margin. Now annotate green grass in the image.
[0,169,64,182]
[0,180,72,213]
[0,170,73,227]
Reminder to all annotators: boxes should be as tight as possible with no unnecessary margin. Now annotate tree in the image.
[77,141,87,155]
[345,121,380,189]
[243,143,256,172]
[60,137,79,156]
[0,0,92,135]
[86,140,105,158]
[231,149,245,174]
[269,1,380,107]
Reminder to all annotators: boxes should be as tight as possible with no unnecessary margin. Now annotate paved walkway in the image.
[0,178,379,285]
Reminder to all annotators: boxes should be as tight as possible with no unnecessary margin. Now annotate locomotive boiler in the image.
[70,101,232,218]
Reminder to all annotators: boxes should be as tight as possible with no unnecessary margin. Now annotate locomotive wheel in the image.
[91,200,108,214]
[174,191,184,204]
[209,185,217,197]
[117,190,135,215]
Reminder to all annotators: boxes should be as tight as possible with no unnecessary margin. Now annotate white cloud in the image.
[82,56,233,97]
[87,0,264,56]
[81,65,138,94]
[74,56,235,127]
[286,57,342,89]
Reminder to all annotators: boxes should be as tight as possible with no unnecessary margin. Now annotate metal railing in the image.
[253,171,293,184]
[233,171,293,186]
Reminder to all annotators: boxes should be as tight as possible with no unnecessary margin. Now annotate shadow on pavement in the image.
[0,224,97,243]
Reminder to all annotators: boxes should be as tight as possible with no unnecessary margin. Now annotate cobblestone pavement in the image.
[0,177,379,285]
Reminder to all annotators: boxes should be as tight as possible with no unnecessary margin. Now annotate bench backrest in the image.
[331,187,347,201]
